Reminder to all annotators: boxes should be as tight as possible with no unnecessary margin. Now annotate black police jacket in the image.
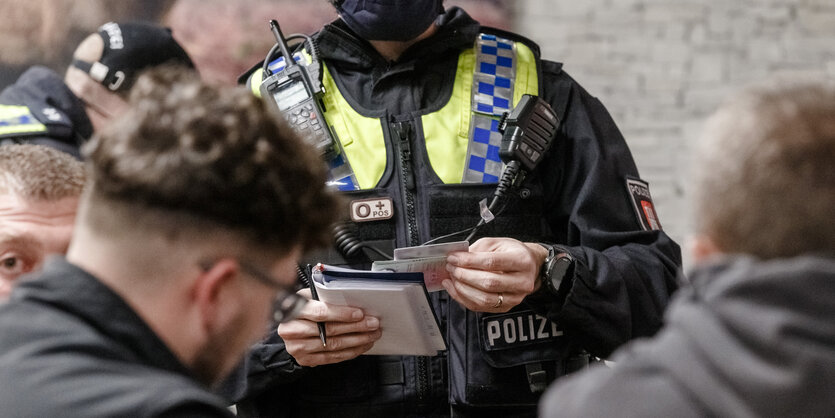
[235,7,681,418]
[0,66,92,158]
[0,258,234,418]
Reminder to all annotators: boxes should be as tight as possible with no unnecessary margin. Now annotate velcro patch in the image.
[349,197,393,222]
[480,310,562,351]
[626,177,662,231]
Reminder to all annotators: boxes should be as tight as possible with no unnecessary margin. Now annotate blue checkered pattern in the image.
[307,33,521,187]
[462,34,518,183]
[0,114,32,126]
[267,53,305,74]
[0,107,36,127]
[472,34,515,117]
[326,150,359,191]
[463,115,504,183]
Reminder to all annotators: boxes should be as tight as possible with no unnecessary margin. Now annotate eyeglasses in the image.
[199,259,307,324]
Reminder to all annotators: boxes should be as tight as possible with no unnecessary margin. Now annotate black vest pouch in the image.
[293,355,382,403]
[426,181,548,243]
[448,303,566,409]
[316,188,398,268]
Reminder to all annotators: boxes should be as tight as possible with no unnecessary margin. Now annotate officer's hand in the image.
[443,237,547,313]
[277,288,382,367]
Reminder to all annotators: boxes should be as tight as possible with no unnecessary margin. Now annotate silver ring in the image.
[491,293,503,309]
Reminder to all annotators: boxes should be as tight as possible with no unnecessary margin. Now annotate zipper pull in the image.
[393,121,415,191]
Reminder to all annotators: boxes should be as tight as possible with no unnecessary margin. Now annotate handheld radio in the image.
[260,19,337,159]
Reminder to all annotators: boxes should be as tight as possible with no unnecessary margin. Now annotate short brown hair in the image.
[82,67,339,254]
[0,144,85,200]
[693,77,835,259]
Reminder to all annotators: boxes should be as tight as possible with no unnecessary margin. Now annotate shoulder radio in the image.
[498,94,559,173]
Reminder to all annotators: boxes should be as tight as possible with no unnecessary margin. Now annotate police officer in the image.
[0,21,194,158]
[0,66,92,158]
[236,1,682,417]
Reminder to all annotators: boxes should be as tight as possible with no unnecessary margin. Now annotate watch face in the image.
[546,256,572,294]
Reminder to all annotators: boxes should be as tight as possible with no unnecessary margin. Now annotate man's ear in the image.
[192,258,242,335]
[689,234,722,264]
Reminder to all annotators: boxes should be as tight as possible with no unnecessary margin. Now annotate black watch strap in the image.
[538,243,557,263]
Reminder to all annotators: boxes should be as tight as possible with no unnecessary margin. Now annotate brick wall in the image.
[514,0,835,267]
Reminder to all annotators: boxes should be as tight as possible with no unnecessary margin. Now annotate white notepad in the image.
[312,264,446,356]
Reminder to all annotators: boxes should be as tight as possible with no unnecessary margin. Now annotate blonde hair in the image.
[0,144,85,200]
[693,77,835,259]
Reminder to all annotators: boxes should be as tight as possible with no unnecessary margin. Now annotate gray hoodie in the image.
[540,255,835,418]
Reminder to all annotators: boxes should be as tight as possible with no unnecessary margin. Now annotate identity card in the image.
[373,241,469,292]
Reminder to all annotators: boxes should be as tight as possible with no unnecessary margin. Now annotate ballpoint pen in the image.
[301,264,327,348]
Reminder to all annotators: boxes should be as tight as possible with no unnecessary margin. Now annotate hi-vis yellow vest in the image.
[250,33,538,191]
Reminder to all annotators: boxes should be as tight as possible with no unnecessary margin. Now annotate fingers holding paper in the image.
[278,297,382,367]
[443,237,546,313]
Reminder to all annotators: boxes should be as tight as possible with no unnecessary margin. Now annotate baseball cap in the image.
[70,21,195,93]
[0,66,93,159]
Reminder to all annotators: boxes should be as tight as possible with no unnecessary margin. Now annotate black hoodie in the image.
[0,258,234,417]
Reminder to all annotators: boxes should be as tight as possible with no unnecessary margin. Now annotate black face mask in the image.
[333,0,443,42]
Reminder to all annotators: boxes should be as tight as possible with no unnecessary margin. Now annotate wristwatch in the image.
[538,244,574,297]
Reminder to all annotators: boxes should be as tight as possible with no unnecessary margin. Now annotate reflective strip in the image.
[462,34,533,183]
[423,33,539,184]
[320,65,385,190]
[326,140,360,191]
[0,105,47,137]
[513,39,539,107]
[462,115,503,183]
[472,34,516,117]
[301,33,539,188]
[463,34,517,183]
[267,53,306,74]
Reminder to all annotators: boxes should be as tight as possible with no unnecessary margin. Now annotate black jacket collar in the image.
[315,6,481,69]
[13,257,196,381]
